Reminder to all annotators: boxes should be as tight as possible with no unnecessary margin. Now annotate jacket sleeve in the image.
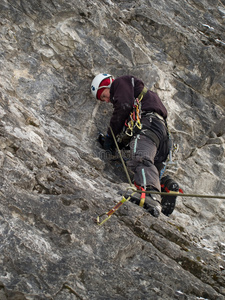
[107,77,134,137]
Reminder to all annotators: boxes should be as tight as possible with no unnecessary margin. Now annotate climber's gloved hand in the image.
[98,133,115,155]
[117,140,130,150]
[104,134,116,155]
[98,133,105,148]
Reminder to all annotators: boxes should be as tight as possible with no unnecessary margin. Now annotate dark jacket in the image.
[108,75,167,137]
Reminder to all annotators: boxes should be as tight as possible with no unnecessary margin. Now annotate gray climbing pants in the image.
[126,115,169,192]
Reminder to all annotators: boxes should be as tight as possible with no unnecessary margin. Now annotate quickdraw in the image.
[95,192,135,226]
[125,96,143,137]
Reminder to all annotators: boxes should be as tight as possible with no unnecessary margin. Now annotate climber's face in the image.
[99,88,110,103]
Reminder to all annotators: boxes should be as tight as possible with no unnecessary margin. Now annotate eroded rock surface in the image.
[0,0,225,299]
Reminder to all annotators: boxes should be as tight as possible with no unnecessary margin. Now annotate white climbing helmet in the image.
[91,73,113,99]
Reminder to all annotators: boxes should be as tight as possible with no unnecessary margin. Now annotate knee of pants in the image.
[142,158,153,167]
[126,156,153,171]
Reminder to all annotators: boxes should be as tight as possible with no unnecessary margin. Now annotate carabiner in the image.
[136,119,142,130]
[126,129,133,137]
[95,212,112,226]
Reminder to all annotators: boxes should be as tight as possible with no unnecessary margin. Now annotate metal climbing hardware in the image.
[125,94,144,137]
[116,86,148,146]
[135,101,142,130]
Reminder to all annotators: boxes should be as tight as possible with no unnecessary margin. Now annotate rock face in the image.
[0,0,225,299]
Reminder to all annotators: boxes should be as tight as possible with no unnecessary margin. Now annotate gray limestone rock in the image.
[0,0,225,299]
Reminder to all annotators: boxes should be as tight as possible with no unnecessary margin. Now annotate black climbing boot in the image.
[144,188,161,218]
[125,187,161,218]
[160,175,179,216]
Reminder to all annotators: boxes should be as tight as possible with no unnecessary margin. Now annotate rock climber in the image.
[91,73,179,218]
